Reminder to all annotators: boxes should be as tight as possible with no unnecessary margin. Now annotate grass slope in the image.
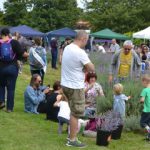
[0,62,149,150]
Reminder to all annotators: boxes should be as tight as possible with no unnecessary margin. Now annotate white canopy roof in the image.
[133,27,150,39]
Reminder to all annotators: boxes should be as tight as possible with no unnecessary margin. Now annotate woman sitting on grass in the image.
[84,72,104,117]
[24,74,50,114]
[46,81,62,122]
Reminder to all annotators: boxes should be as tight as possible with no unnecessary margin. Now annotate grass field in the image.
[0,57,150,150]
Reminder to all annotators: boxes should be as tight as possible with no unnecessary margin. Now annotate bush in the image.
[89,52,144,131]
[124,115,141,131]
[90,52,143,117]
[96,96,112,114]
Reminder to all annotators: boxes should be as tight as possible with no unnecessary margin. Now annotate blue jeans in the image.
[58,116,69,125]
[140,112,150,128]
[0,64,18,110]
[51,49,58,68]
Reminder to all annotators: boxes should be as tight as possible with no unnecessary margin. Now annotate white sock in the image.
[145,125,150,132]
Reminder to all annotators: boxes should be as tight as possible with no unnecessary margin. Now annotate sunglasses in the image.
[124,48,131,51]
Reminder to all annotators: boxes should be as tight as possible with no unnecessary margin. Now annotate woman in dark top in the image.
[0,28,28,112]
[46,81,62,122]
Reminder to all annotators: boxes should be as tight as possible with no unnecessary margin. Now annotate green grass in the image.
[0,62,150,150]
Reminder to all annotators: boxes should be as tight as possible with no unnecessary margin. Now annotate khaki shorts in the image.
[62,87,85,118]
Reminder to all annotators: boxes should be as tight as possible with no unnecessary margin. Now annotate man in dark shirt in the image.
[50,38,58,69]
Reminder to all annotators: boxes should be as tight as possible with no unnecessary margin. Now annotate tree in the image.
[3,0,82,32]
[3,0,28,26]
[0,10,4,26]
[83,0,150,33]
[23,0,82,32]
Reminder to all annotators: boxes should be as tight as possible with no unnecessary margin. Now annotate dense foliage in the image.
[83,0,150,33]
[0,0,150,33]
[2,0,82,32]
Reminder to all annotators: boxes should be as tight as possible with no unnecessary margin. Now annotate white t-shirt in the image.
[110,43,120,53]
[98,45,106,53]
[61,43,91,89]
[57,101,70,120]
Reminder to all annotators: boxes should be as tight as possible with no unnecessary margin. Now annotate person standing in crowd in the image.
[85,36,91,52]
[13,32,32,73]
[29,37,47,85]
[50,37,58,69]
[103,41,110,52]
[24,74,50,114]
[140,74,150,141]
[13,32,32,50]
[61,30,95,147]
[0,28,28,112]
[109,39,120,54]
[109,40,141,83]
[59,37,72,64]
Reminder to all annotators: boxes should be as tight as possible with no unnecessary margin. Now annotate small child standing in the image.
[54,92,70,134]
[113,83,131,118]
[140,74,150,141]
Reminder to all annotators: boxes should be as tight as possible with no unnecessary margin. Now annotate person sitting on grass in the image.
[46,81,62,122]
[84,72,104,117]
[53,91,70,134]
[113,83,131,118]
[24,74,50,114]
[140,74,150,141]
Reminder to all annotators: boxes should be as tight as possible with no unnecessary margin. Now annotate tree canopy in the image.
[83,0,150,33]
[1,0,150,33]
[3,0,82,32]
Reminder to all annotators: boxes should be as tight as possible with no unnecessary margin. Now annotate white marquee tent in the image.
[133,27,150,39]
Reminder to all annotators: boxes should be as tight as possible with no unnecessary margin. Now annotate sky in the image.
[0,0,89,10]
[0,0,6,10]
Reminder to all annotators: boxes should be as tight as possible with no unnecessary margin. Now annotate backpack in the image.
[0,39,16,61]
[30,47,46,69]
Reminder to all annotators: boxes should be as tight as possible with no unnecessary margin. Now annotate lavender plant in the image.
[89,52,143,117]
[89,51,144,131]
[96,110,123,132]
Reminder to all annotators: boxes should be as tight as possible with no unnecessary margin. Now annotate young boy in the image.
[113,83,131,118]
[140,74,150,141]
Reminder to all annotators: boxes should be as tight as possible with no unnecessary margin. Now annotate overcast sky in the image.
[0,0,89,10]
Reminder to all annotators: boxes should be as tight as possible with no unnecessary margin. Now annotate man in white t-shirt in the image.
[110,39,120,54]
[61,31,95,148]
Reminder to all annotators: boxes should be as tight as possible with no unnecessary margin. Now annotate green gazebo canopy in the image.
[91,28,129,40]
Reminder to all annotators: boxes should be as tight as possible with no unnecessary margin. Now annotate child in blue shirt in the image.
[113,83,131,118]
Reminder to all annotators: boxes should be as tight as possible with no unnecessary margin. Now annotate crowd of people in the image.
[0,28,150,148]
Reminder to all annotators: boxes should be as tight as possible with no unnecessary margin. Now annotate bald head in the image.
[75,30,88,40]
[74,30,89,48]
